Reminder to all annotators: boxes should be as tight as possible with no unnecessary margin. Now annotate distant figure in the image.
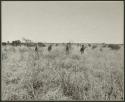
[48,45,52,52]
[80,45,86,54]
[35,45,39,59]
[66,44,69,55]
[35,45,38,52]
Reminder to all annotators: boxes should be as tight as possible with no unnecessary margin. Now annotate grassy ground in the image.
[1,44,124,101]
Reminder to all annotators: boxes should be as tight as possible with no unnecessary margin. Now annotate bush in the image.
[55,44,58,46]
[108,44,120,50]
[88,44,91,47]
[102,44,107,48]
[92,45,97,49]
[38,43,46,47]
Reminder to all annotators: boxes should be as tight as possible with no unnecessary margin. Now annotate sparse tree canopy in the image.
[2,42,6,46]
[12,40,21,46]
[22,37,35,47]
[22,38,32,43]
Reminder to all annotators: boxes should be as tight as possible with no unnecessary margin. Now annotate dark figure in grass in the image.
[80,45,86,54]
[66,44,69,55]
[48,45,52,52]
[35,45,38,52]
[35,45,39,59]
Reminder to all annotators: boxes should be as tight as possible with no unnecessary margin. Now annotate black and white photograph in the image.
[1,1,124,101]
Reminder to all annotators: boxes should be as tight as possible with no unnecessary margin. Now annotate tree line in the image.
[2,40,46,47]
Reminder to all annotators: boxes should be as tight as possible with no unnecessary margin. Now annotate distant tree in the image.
[12,40,21,46]
[22,37,35,47]
[2,42,6,46]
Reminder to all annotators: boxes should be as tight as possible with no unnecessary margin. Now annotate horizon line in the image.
[1,40,124,45]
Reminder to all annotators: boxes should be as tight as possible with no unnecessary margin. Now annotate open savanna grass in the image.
[1,44,124,101]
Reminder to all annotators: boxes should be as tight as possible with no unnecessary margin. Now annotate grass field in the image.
[1,44,124,101]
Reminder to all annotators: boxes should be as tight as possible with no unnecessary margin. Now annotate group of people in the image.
[35,44,86,55]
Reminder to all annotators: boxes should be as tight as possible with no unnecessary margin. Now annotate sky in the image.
[2,1,124,44]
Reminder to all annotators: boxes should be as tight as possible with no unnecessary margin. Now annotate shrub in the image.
[38,42,46,47]
[56,44,58,46]
[108,44,120,50]
[88,44,91,47]
[92,45,97,49]
[102,44,107,48]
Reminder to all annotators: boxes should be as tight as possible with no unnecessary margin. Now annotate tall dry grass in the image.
[1,44,124,101]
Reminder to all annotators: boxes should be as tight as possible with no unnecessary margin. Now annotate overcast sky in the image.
[2,1,124,43]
